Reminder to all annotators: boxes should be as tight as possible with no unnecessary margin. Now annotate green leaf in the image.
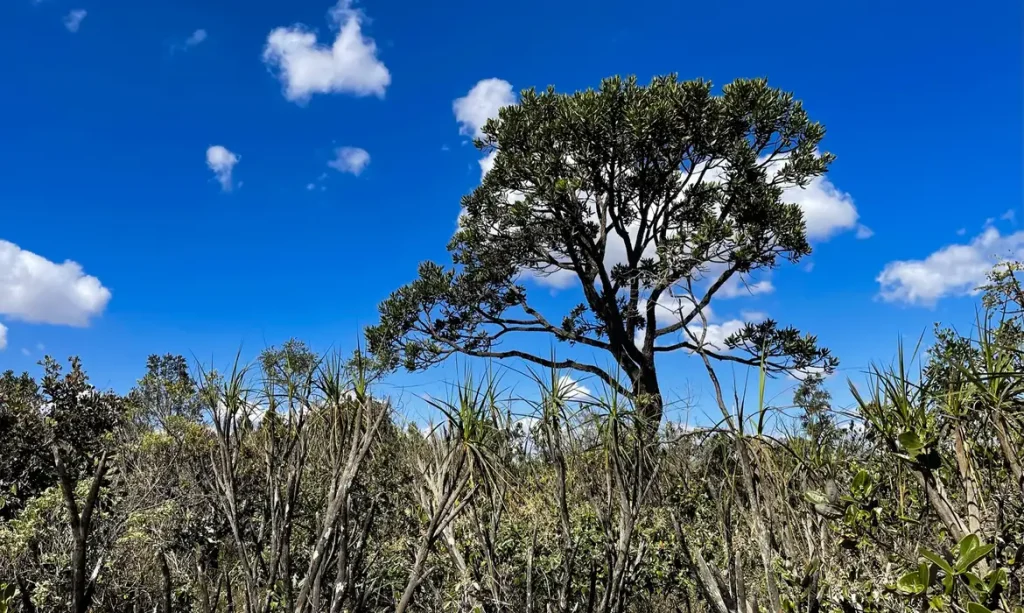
[899,431,924,451]
[804,490,829,505]
[897,566,929,595]
[967,603,992,613]
[921,548,954,575]
[852,469,869,492]
[962,572,986,595]
[986,567,1008,591]
[920,562,932,587]
[957,542,994,572]
[958,534,981,561]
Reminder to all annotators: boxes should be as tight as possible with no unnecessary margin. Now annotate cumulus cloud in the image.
[465,98,859,296]
[206,145,239,191]
[63,9,86,32]
[671,153,862,241]
[557,375,591,401]
[454,78,517,139]
[328,146,370,175]
[877,226,1024,306]
[478,150,498,181]
[0,324,7,351]
[634,290,763,351]
[692,319,747,350]
[0,240,111,326]
[638,293,713,329]
[784,175,859,240]
[263,0,390,103]
[691,310,765,350]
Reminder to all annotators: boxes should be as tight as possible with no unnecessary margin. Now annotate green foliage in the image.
[368,74,837,427]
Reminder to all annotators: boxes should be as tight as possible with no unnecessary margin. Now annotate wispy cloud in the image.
[328,146,370,176]
[185,29,207,47]
[63,9,87,32]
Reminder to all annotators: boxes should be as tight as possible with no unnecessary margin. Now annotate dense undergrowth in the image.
[2,263,1024,613]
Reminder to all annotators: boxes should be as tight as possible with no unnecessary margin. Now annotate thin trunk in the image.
[395,539,433,613]
[994,414,1024,497]
[196,558,211,613]
[954,424,983,534]
[225,573,235,613]
[15,574,37,613]
[526,527,536,613]
[160,551,173,613]
[913,467,969,542]
[53,445,108,613]
[734,440,781,613]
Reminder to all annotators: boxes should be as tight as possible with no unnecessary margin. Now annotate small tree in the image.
[368,75,837,426]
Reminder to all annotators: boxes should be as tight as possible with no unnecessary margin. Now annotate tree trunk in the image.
[160,551,173,613]
[630,363,663,437]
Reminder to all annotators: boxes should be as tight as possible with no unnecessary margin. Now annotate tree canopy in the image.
[368,75,837,423]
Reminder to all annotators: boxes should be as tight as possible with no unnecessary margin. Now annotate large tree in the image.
[368,75,837,424]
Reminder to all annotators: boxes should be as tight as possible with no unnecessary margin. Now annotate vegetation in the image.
[368,75,837,427]
[2,76,1022,613]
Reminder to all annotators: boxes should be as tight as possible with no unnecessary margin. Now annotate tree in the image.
[368,75,837,426]
[0,371,47,520]
[41,357,126,613]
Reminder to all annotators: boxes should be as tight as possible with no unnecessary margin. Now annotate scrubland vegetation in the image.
[2,75,1022,613]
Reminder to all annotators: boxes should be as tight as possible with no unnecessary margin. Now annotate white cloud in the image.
[453,78,516,139]
[327,146,370,175]
[687,154,861,241]
[467,115,858,296]
[63,9,86,32]
[263,0,390,103]
[515,415,538,435]
[635,293,762,351]
[206,145,239,191]
[691,310,766,350]
[478,150,498,181]
[877,226,1024,306]
[557,375,591,401]
[0,240,111,326]
[691,319,746,350]
[639,293,713,328]
[784,175,859,240]
[0,324,7,351]
[185,29,207,47]
[718,275,774,299]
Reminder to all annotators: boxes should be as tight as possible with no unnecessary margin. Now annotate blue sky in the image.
[1,0,1021,424]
